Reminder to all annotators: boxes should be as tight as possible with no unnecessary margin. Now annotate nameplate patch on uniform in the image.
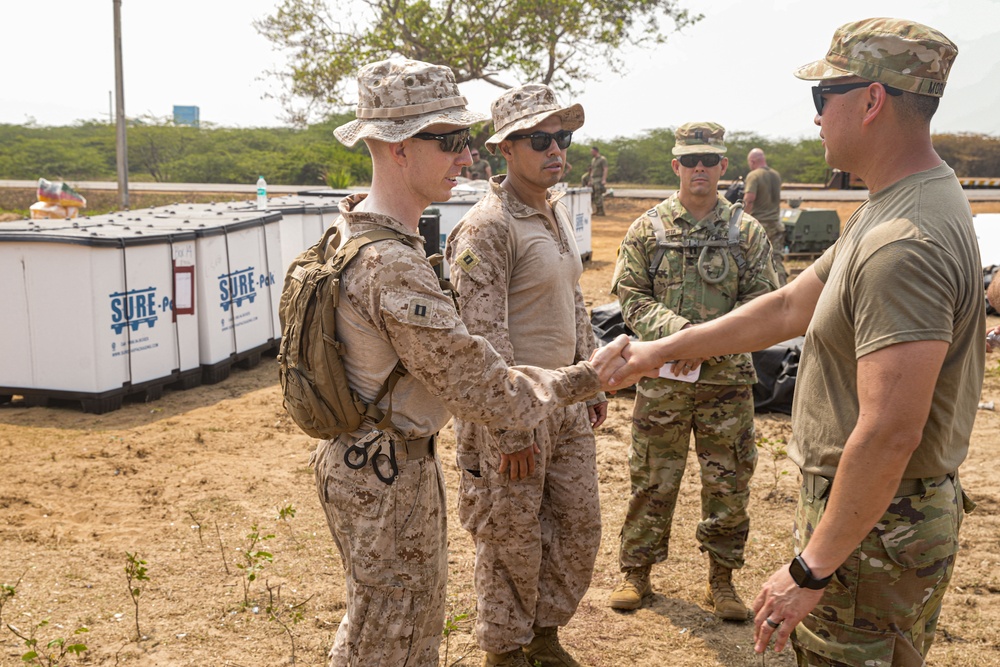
[665,228,682,237]
[407,297,434,324]
[456,248,480,273]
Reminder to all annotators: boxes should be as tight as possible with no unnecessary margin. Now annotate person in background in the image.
[465,147,493,180]
[607,121,778,621]
[743,148,787,285]
[585,146,608,216]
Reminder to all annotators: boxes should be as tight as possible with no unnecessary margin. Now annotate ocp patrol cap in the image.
[672,122,727,156]
[793,17,957,97]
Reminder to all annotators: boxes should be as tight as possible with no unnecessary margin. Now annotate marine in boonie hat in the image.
[793,17,957,97]
[672,122,727,156]
[334,58,488,147]
[484,84,584,154]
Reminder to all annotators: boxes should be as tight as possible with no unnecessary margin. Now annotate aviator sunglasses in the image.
[507,129,573,151]
[677,153,722,168]
[412,127,472,153]
[811,81,902,116]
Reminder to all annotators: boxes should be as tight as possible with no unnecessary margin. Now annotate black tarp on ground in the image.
[750,337,803,415]
[591,302,801,414]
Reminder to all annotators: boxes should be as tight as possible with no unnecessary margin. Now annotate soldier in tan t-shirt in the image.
[446,83,600,667]
[743,148,786,284]
[606,18,983,667]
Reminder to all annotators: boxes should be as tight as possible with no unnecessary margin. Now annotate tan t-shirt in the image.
[789,163,985,479]
[744,166,782,224]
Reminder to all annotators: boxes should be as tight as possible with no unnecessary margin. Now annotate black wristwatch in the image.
[789,555,833,590]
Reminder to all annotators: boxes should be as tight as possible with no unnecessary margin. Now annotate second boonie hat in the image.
[485,84,584,154]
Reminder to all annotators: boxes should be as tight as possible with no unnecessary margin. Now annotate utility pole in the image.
[113,0,129,209]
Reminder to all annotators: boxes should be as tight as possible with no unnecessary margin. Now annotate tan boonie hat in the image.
[484,84,584,154]
[672,122,727,156]
[334,58,488,147]
[793,17,957,97]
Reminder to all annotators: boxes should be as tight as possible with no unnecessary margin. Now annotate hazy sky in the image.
[3,0,998,142]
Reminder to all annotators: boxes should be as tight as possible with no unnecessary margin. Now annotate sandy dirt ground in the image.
[1,196,999,667]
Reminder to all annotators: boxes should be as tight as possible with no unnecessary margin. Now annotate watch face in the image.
[790,555,831,589]
[790,555,809,587]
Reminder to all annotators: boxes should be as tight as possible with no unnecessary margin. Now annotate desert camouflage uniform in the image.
[446,178,603,653]
[589,153,608,215]
[316,194,602,667]
[612,193,778,571]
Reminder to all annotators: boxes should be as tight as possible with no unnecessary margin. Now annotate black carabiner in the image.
[372,439,399,485]
[344,429,382,470]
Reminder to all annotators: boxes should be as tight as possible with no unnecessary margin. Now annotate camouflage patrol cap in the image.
[334,58,488,147]
[794,18,957,97]
[484,84,584,154]
[671,122,727,156]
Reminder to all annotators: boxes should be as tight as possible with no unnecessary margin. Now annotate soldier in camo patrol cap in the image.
[317,58,637,667]
[607,120,778,620]
[446,83,600,667]
[601,18,984,667]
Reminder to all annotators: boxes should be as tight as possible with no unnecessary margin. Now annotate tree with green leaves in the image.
[254,0,701,124]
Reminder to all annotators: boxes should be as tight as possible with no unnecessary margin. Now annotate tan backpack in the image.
[277,225,410,439]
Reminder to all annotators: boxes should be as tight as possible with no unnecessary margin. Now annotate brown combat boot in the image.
[705,559,749,621]
[483,648,532,667]
[523,626,582,667]
[608,565,652,610]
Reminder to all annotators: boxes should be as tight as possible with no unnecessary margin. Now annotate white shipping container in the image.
[0,223,199,412]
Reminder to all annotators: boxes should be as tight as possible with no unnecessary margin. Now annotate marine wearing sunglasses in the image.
[811,81,903,116]
[411,127,472,153]
[506,129,574,152]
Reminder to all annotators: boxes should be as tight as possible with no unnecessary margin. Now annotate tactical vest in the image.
[647,201,748,284]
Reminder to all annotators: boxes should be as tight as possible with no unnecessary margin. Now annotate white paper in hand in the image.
[658,362,701,383]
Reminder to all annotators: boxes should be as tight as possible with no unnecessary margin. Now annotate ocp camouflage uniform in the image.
[589,153,608,215]
[792,473,968,666]
[316,193,602,667]
[445,178,603,654]
[612,193,778,571]
[787,17,981,665]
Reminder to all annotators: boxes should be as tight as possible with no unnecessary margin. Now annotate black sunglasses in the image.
[677,153,722,168]
[411,127,472,153]
[507,130,573,151]
[811,81,903,116]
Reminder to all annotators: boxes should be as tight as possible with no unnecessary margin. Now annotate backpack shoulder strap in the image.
[647,207,669,280]
[329,228,410,270]
[327,227,413,429]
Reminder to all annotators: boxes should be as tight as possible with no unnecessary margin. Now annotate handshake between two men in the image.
[589,334,681,392]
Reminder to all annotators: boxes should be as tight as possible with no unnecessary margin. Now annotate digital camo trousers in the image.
[457,402,601,654]
[314,436,447,667]
[618,381,756,571]
[791,473,968,667]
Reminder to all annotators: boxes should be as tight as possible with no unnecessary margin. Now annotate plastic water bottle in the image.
[256,175,267,210]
